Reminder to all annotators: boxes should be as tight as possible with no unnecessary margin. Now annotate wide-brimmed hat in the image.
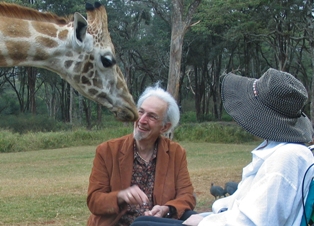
[221,68,313,143]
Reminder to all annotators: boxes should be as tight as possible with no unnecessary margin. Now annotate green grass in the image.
[0,127,134,153]
[0,146,95,225]
[0,141,259,225]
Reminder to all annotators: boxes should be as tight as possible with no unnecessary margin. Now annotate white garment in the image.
[198,141,314,226]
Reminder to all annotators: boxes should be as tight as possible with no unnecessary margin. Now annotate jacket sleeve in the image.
[162,144,196,219]
[87,142,127,216]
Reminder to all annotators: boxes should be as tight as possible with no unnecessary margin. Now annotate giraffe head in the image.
[67,2,138,122]
[0,2,138,122]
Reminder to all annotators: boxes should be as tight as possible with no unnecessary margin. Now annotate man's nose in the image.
[138,112,149,122]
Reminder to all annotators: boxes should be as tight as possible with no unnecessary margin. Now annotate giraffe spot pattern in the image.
[73,75,80,84]
[6,41,29,63]
[89,88,98,95]
[32,22,57,38]
[65,51,73,57]
[64,60,73,69]
[82,76,91,86]
[89,55,94,61]
[0,54,7,66]
[0,19,31,38]
[82,61,93,74]
[116,77,123,90]
[74,61,83,73]
[98,93,107,99]
[86,70,94,78]
[115,67,126,90]
[36,36,58,48]
[93,78,102,89]
[58,29,68,40]
[34,47,50,61]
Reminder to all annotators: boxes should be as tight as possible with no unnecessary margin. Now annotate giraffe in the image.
[0,2,138,122]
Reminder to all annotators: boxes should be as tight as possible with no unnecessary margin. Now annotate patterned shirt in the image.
[117,141,157,226]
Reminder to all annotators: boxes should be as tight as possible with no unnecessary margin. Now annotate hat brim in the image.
[221,73,313,143]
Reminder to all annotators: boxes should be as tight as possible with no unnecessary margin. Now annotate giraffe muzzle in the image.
[114,107,139,122]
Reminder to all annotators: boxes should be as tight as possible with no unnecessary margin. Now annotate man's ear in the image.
[160,122,172,134]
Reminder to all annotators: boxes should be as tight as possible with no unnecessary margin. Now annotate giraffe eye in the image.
[101,55,116,68]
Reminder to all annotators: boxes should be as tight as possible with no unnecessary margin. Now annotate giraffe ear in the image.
[72,12,93,52]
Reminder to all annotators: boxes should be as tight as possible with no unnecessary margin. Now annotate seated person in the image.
[87,84,196,226]
[130,68,314,226]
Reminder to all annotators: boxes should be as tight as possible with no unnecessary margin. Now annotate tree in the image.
[107,0,171,100]
[129,0,201,101]
[27,67,37,114]
[42,70,61,119]
[304,0,314,123]
[166,0,201,101]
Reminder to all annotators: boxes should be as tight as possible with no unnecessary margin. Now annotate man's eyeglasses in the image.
[138,109,160,122]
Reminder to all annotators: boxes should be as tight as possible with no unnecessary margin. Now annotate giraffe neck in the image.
[0,17,94,94]
[0,2,138,122]
[1,18,71,68]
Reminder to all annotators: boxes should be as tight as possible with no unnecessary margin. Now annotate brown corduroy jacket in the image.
[87,134,196,226]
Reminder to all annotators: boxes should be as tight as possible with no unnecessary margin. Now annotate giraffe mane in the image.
[0,2,72,25]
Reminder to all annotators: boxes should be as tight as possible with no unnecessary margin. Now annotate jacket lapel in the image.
[119,134,135,189]
[154,137,169,204]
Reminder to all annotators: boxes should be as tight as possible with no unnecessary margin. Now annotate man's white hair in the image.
[137,83,180,132]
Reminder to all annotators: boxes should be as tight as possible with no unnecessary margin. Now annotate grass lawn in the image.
[0,141,258,225]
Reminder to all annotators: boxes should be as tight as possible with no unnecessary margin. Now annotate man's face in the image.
[133,96,170,142]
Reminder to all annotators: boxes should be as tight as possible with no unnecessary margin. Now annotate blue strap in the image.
[301,163,314,226]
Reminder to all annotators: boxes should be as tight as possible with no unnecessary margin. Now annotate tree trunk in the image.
[82,99,92,130]
[60,80,70,122]
[78,94,83,124]
[69,86,72,124]
[167,23,184,101]
[305,0,314,123]
[167,0,201,102]
[97,104,102,126]
[27,67,36,114]
[194,66,201,120]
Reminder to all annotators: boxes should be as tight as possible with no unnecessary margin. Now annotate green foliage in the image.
[0,92,20,115]
[0,126,134,153]
[221,112,234,121]
[180,111,198,123]
[0,130,18,153]
[0,114,70,134]
[0,121,257,153]
[174,122,257,144]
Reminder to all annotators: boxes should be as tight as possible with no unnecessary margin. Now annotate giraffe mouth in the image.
[113,106,138,122]
[95,95,138,122]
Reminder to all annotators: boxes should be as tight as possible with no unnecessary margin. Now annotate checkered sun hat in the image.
[221,68,313,143]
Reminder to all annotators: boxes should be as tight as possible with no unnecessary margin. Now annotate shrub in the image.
[0,125,134,153]
[0,114,70,134]
[180,111,198,123]
[0,122,257,153]
[0,130,18,153]
[174,122,256,143]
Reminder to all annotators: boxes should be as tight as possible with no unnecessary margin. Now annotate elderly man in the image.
[87,84,196,226]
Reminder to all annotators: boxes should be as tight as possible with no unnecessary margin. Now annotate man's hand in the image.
[117,185,149,205]
[144,205,169,217]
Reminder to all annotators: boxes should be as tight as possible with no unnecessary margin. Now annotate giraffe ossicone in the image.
[0,2,138,122]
